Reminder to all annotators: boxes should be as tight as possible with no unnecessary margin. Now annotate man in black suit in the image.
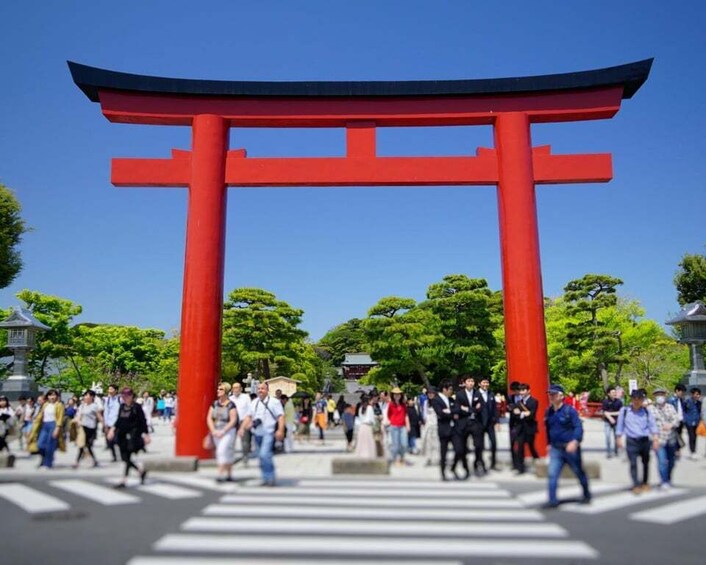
[455,375,484,477]
[431,379,464,481]
[478,377,499,470]
[510,382,539,474]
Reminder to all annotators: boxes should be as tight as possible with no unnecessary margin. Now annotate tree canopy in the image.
[0,184,28,289]
[674,250,706,305]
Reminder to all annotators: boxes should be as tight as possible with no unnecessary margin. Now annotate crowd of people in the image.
[0,388,177,486]
[1,377,704,500]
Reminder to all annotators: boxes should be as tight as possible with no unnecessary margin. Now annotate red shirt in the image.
[387,402,407,426]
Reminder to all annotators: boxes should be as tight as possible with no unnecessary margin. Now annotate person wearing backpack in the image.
[239,382,285,487]
[616,388,659,494]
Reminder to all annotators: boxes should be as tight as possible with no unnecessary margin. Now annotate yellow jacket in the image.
[27,402,66,454]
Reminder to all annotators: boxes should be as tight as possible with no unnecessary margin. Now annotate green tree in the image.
[423,274,498,380]
[361,297,441,388]
[317,318,366,366]
[562,274,627,390]
[222,288,308,380]
[0,184,28,289]
[674,251,706,305]
[16,289,83,381]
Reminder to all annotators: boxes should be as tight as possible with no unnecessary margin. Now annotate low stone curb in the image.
[535,460,601,479]
[332,456,389,475]
[143,456,198,472]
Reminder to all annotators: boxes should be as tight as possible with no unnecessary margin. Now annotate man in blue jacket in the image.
[542,384,591,509]
[684,388,703,461]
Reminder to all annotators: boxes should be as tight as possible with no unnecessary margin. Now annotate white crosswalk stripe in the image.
[132,478,601,561]
[291,478,502,489]
[518,483,624,506]
[202,503,544,521]
[561,487,686,514]
[138,483,203,500]
[233,485,513,498]
[128,558,463,565]
[50,479,141,505]
[219,493,523,508]
[152,533,599,559]
[630,494,706,524]
[182,516,569,537]
[0,483,70,514]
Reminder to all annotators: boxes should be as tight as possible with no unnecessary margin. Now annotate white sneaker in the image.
[659,483,672,492]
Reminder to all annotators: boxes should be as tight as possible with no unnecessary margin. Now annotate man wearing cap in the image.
[542,384,591,508]
[616,388,659,494]
[652,388,679,490]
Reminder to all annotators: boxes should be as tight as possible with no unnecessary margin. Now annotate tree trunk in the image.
[599,363,609,390]
[260,358,271,380]
[417,366,432,389]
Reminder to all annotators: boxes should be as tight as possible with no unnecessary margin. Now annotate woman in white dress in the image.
[206,382,238,482]
[420,387,440,466]
[355,395,377,458]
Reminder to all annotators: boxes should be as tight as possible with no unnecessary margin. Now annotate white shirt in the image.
[229,393,251,422]
[480,389,489,403]
[249,396,284,436]
[78,403,101,429]
[358,405,375,425]
[103,395,121,426]
[440,394,451,410]
[43,402,57,423]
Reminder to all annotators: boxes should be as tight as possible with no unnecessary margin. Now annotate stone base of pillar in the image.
[684,370,706,393]
[0,376,38,401]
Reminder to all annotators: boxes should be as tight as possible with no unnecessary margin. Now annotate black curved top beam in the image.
[69,59,653,104]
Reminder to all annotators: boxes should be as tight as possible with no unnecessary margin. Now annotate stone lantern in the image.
[666,301,706,390]
[0,307,50,399]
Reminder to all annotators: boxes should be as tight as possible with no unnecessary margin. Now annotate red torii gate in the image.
[70,59,652,457]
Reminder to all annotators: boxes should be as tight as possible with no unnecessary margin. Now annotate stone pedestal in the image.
[685,370,706,394]
[0,376,38,401]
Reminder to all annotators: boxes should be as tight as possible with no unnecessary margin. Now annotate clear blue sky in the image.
[1,1,704,341]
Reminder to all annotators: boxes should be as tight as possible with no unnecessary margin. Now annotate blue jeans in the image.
[604,422,618,456]
[656,443,677,485]
[254,432,275,482]
[389,426,408,461]
[547,445,590,505]
[37,422,58,468]
[408,434,417,453]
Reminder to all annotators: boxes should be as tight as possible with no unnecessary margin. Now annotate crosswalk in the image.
[2,474,706,563]
[132,479,597,563]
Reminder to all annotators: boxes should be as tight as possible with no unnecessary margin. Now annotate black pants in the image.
[76,426,98,464]
[626,436,651,487]
[439,432,466,478]
[512,426,539,472]
[686,424,698,454]
[463,421,485,471]
[345,429,353,445]
[481,424,497,467]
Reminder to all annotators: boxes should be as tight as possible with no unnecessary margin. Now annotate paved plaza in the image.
[1,419,705,564]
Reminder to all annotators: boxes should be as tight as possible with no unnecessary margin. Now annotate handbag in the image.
[203,433,214,450]
[76,426,86,448]
[696,420,706,437]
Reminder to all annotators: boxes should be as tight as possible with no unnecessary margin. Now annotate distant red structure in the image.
[70,59,651,457]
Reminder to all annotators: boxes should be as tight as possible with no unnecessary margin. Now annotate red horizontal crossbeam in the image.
[99,87,623,127]
[112,146,612,188]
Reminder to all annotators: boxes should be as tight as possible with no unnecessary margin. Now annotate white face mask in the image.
[655,396,666,405]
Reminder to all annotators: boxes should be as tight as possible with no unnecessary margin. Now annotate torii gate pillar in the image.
[177,115,228,456]
[496,112,549,419]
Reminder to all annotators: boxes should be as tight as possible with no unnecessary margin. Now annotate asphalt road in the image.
[2,474,704,565]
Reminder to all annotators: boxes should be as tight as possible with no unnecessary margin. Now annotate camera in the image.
[252,418,262,429]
